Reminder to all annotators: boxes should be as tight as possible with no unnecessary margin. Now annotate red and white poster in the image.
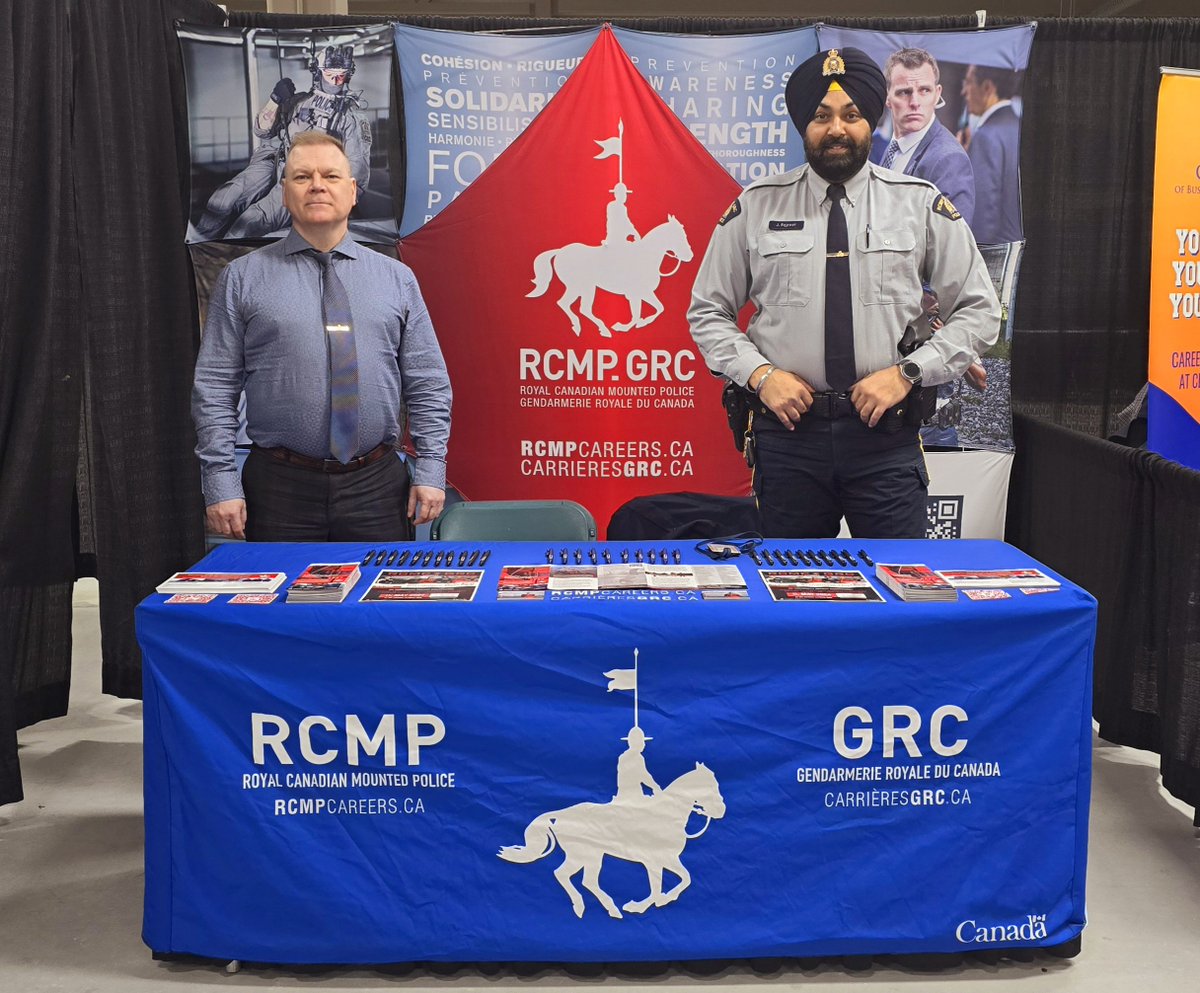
[400,28,750,535]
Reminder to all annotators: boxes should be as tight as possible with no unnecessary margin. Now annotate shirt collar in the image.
[282,227,360,260]
[808,163,870,208]
[895,116,935,153]
[978,99,1012,127]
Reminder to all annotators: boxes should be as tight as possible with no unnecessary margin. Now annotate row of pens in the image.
[752,548,875,568]
[361,548,492,568]
[358,546,876,569]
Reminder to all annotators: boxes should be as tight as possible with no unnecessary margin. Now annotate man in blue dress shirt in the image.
[192,131,452,542]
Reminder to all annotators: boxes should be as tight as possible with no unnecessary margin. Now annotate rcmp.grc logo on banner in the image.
[397,27,750,532]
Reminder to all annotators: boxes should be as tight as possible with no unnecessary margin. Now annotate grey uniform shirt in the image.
[192,229,452,507]
[688,162,1000,392]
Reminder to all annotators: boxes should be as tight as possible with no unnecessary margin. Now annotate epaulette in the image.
[868,162,937,192]
[742,166,807,194]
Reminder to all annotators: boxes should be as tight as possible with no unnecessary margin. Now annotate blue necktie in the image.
[311,251,359,463]
[824,183,856,392]
[881,138,901,170]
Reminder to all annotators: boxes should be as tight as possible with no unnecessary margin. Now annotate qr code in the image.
[926,496,963,539]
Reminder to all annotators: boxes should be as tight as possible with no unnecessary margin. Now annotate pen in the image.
[859,549,874,567]
[546,548,554,563]
[458,550,468,567]
[866,223,871,248]
[395,550,409,567]
[386,550,398,566]
[467,550,479,567]
[479,549,491,565]
[602,549,612,564]
[422,551,434,567]
[574,549,583,564]
[648,549,657,563]
[374,550,387,566]
[672,549,681,564]
[589,548,597,564]
[362,549,376,566]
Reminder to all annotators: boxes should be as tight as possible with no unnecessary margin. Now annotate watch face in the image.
[901,361,921,382]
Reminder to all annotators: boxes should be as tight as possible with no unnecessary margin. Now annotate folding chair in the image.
[430,500,597,541]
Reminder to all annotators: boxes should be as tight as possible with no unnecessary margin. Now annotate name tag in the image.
[769,220,804,231]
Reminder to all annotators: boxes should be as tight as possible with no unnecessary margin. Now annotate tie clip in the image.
[826,251,850,259]
[325,323,351,332]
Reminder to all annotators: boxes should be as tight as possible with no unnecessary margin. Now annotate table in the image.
[138,539,1095,963]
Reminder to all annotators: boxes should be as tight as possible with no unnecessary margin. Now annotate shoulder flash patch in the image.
[932,194,962,221]
[718,198,742,226]
[361,119,373,143]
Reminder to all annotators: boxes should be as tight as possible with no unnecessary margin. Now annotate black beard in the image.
[803,133,871,184]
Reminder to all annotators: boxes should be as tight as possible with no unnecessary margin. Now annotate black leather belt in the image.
[255,442,392,473]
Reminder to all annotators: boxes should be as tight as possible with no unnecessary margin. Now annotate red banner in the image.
[399,27,749,535]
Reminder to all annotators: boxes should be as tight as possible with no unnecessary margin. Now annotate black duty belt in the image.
[804,390,858,419]
[752,391,914,433]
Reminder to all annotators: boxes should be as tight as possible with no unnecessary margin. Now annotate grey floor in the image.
[2,580,1199,991]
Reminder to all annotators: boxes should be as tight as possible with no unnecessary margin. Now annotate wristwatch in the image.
[898,359,923,385]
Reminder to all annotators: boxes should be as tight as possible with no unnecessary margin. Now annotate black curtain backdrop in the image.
[1008,414,1200,810]
[1014,18,1200,437]
[72,0,218,699]
[3,7,1200,805]
[0,0,79,805]
[0,0,219,804]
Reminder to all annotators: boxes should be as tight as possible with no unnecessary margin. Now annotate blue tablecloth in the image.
[138,539,1095,963]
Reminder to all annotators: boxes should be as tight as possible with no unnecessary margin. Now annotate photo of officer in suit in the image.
[872,47,985,447]
[960,64,1023,246]
[872,47,976,226]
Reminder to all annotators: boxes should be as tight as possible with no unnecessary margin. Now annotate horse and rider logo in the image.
[498,649,726,920]
[526,119,695,339]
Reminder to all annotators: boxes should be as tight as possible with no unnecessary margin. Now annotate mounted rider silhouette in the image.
[601,183,641,247]
[614,725,661,803]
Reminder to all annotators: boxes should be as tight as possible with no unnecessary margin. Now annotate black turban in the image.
[785,47,887,133]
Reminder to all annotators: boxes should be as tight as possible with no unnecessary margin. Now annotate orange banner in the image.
[1148,69,1200,468]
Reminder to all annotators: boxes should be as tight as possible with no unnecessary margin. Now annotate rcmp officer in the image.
[688,48,1000,538]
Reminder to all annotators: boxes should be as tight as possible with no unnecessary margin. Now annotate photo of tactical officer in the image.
[181,25,394,244]
[688,48,1000,539]
[194,44,371,241]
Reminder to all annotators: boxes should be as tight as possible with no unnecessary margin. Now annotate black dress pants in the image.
[752,412,929,539]
[242,448,413,542]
